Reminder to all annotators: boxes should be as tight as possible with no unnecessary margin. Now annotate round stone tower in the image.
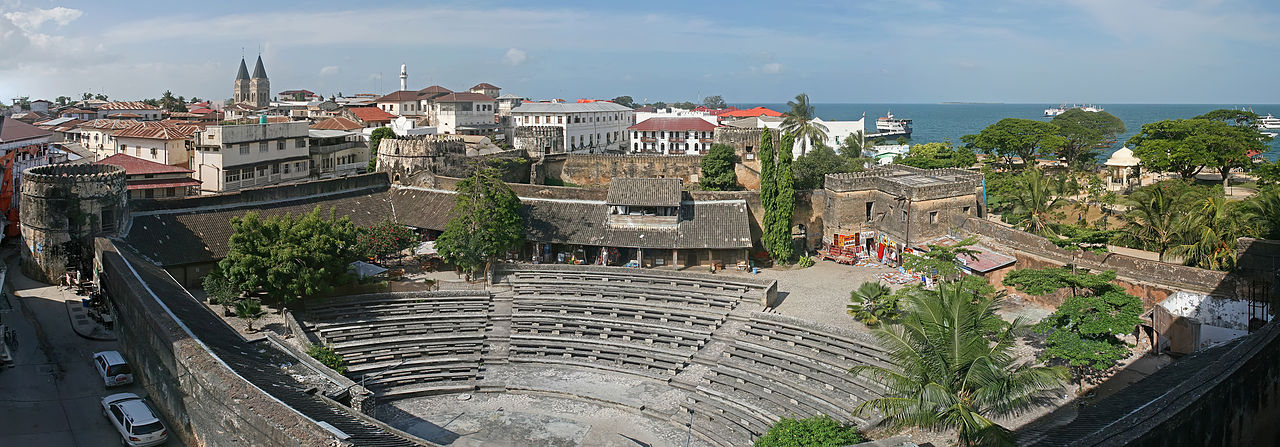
[20,164,127,283]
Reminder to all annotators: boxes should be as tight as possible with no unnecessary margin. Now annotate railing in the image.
[640,137,657,143]
[311,141,364,153]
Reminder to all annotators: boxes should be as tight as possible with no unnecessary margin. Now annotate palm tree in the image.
[1169,195,1247,270]
[847,281,896,326]
[1007,169,1066,237]
[782,93,829,154]
[852,283,1069,447]
[1116,185,1182,261]
[1245,187,1280,240]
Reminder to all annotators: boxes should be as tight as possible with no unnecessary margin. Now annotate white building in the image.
[308,129,368,179]
[375,90,425,118]
[432,92,498,136]
[511,101,634,154]
[190,122,312,193]
[628,117,718,155]
[1,115,52,152]
[95,101,162,120]
[110,122,201,166]
[634,108,717,126]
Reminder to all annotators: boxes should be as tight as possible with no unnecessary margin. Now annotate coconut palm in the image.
[852,283,1069,447]
[847,281,896,326]
[1007,168,1067,237]
[1244,187,1280,240]
[1116,185,1182,261]
[782,93,829,154]
[1169,195,1248,270]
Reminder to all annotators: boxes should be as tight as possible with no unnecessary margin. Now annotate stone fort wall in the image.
[21,163,127,283]
[533,153,705,186]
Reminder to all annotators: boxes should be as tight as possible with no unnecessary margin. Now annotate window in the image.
[120,144,127,153]
[866,202,874,221]
[283,163,290,174]
[242,168,254,180]
[963,206,971,215]
[296,138,305,148]
[272,164,280,174]
[259,142,268,153]
[929,211,938,224]
[144,189,154,199]
[150,147,157,157]
[277,140,284,150]
[240,143,249,155]
[901,210,908,222]
[166,187,175,197]
[226,170,240,182]
[557,116,563,124]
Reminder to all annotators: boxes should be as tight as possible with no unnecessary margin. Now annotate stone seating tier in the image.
[508,270,755,296]
[314,318,489,344]
[703,364,863,425]
[739,319,890,369]
[305,299,490,322]
[724,342,880,401]
[512,299,725,328]
[335,337,486,366]
[508,336,691,378]
[512,317,709,350]
[512,280,740,309]
[673,382,773,445]
[360,362,481,389]
[345,355,482,375]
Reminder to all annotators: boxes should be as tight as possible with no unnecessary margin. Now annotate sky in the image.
[3,0,1280,105]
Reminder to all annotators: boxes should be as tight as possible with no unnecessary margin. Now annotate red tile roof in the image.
[0,116,52,143]
[471,82,500,90]
[98,101,161,111]
[419,85,452,94]
[718,106,783,118]
[123,178,203,190]
[96,153,194,175]
[311,117,363,131]
[349,107,395,123]
[628,117,718,132]
[112,121,201,140]
[375,90,423,102]
[433,92,497,102]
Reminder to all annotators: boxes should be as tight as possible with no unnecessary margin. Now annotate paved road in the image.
[0,250,184,447]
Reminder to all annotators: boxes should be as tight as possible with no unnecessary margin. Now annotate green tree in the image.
[895,142,978,169]
[847,281,898,326]
[903,236,980,282]
[837,131,865,159]
[1169,194,1250,270]
[702,95,727,109]
[1115,184,1183,261]
[963,118,1064,170]
[1245,187,1280,239]
[367,127,395,172]
[754,415,865,447]
[1005,268,1143,380]
[760,129,778,256]
[671,101,698,110]
[1007,169,1067,237]
[1128,119,1267,187]
[93,93,108,101]
[792,144,861,190]
[1196,108,1260,126]
[436,167,524,279]
[306,344,348,374]
[355,219,420,263]
[650,101,667,109]
[1255,160,1280,186]
[1050,109,1125,169]
[781,93,828,153]
[81,92,93,101]
[55,96,71,106]
[219,206,361,309]
[611,96,635,108]
[769,133,797,261]
[853,282,1069,447]
[201,265,239,311]
[235,298,264,332]
[699,143,738,190]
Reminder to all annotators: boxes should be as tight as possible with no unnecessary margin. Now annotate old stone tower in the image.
[233,55,270,107]
[20,164,128,283]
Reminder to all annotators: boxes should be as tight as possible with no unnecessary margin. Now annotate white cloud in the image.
[319,65,340,76]
[3,6,81,31]
[503,48,528,66]
[762,63,782,74]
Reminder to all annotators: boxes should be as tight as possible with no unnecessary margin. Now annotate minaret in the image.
[400,63,407,91]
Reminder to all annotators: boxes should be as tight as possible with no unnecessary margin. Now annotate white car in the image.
[101,393,168,447]
[94,351,135,387]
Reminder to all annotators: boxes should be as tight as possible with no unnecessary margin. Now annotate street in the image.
[0,249,184,447]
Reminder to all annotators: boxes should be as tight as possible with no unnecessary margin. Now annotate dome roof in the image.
[1105,147,1140,167]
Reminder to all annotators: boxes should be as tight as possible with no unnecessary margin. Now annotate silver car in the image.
[93,350,134,387]
[101,393,168,447]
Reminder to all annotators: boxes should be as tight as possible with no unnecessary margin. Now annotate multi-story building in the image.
[628,117,718,155]
[431,92,498,136]
[76,119,136,154]
[96,102,162,120]
[190,122,311,193]
[469,83,500,97]
[375,90,425,118]
[308,129,367,179]
[110,121,201,167]
[510,101,634,156]
[0,115,52,152]
[96,153,201,199]
[345,107,396,128]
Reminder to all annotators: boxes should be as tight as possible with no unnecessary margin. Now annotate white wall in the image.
[1160,291,1262,332]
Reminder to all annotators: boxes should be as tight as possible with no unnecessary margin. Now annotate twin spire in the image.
[236,55,268,80]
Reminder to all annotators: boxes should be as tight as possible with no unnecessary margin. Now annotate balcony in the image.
[640,137,657,143]
[699,138,714,143]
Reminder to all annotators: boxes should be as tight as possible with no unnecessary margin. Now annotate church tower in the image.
[248,55,270,107]
[233,58,250,104]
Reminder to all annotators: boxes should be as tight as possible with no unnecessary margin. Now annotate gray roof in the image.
[236,58,250,80]
[511,101,632,114]
[251,55,267,79]
[495,93,525,100]
[606,178,683,207]
[307,129,356,139]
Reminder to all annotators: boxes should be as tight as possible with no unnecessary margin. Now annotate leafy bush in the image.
[797,256,814,268]
[754,415,865,447]
[306,344,348,374]
[847,281,897,326]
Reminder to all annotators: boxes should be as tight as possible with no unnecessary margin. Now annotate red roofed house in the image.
[95,101,162,120]
[375,90,425,118]
[717,106,783,118]
[1,115,53,152]
[469,83,501,98]
[627,117,718,155]
[96,153,200,199]
[310,117,363,132]
[111,121,202,166]
[344,107,396,128]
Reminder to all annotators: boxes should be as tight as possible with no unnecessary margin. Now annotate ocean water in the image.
[735,103,1280,162]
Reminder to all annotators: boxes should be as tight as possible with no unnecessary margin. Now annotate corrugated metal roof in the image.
[511,102,632,113]
[606,178,683,207]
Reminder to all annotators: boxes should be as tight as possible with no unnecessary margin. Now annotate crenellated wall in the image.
[534,153,704,186]
[21,163,128,282]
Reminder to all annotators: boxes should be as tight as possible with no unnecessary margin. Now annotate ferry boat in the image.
[872,111,912,138]
[1044,104,1103,116]
[1255,114,1280,130]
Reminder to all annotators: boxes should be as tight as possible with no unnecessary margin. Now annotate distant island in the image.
[940,101,1005,104]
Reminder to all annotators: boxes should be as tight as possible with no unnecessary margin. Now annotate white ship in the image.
[872,111,912,137]
[1255,114,1280,130]
[1044,104,1104,117]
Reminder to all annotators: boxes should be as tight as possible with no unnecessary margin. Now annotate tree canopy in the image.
[754,415,865,447]
[1127,118,1268,185]
[218,206,361,308]
[766,133,797,262]
[435,167,524,278]
[610,96,634,108]
[702,95,727,109]
[792,144,862,190]
[895,142,978,169]
[355,218,420,262]
[1049,109,1125,169]
[699,143,738,190]
[367,127,395,172]
[963,118,1064,169]
[781,93,828,154]
[1195,108,1260,126]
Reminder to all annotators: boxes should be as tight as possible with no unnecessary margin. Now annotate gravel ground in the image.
[721,259,908,328]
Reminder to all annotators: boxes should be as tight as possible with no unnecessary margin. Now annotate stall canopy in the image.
[915,236,1016,273]
[349,261,388,278]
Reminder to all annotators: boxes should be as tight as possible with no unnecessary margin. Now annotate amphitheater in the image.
[293,264,889,446]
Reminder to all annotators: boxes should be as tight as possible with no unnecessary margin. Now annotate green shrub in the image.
[306,344,348,374]
[754,415,865,447]
[847,281,898,326]
[797,256,815,268]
